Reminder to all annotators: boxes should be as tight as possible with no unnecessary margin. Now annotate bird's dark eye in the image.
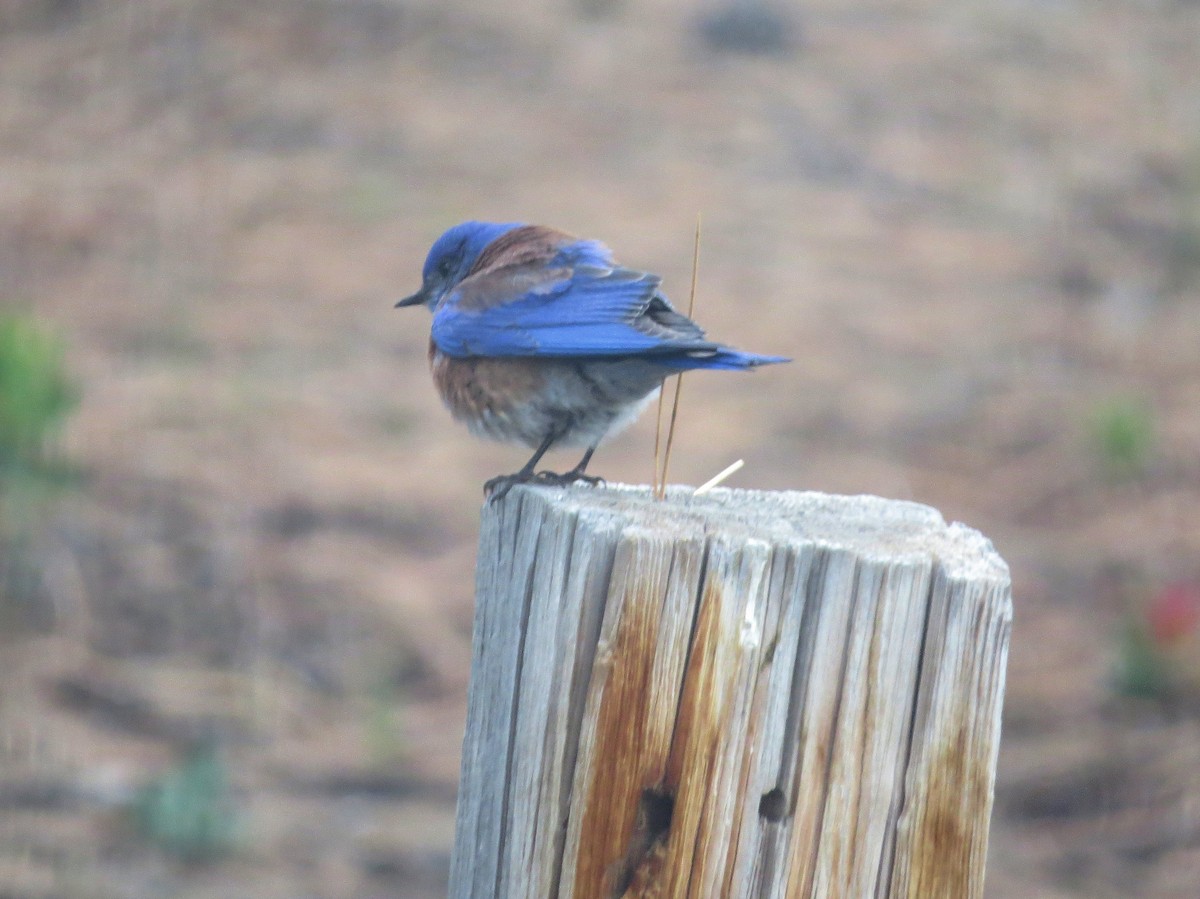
[438,258,454,276]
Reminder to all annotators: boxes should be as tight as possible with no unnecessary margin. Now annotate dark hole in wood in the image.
[640,787,674,838]
[613,788,676,894]
[759,786,787,821]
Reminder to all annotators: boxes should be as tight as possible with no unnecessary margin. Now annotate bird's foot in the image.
[534,469,604,489]
[484,469,604,502]
[484,470,535,502]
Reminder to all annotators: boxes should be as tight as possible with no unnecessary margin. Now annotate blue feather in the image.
[421,221,523,283]
[421,227,789,370]
[433,265,703,358]
[651,348,791,371]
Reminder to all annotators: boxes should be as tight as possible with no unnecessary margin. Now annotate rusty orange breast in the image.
[428,339,546,429]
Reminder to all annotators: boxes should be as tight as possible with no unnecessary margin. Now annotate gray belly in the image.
[432,352,667,449]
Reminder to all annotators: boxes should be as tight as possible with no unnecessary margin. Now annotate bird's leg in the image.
[484,431,560,501]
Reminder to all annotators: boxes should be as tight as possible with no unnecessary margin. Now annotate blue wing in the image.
[431,262,716,359]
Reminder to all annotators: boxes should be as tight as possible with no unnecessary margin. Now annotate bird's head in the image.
[395,221,524,310]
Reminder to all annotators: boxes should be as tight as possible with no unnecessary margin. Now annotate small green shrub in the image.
[132,741,242,862]
[0,313,78,627]
[1089,396,1154,480]
[1113,616,1172,699]
[0,314,77,479]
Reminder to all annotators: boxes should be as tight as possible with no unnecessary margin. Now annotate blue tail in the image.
[654,347,790,371]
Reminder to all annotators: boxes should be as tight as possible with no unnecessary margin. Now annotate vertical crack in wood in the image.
[876,560,937,898]
[671,537,712,732]
[570,533,690,898]
[802,555,863,895]
[529,515,580,899]
[603,537,713,896]
[493,494,545,897]
[884,572,1011,899]
[780,547,856,897]
[784,546,830,801]
[665,558,727,898]
[847,574,880,880]
[452,491,526,895]
[548,521,617,899]
[769,548,825,896]
[634,539,703,895]
[742,544,809,894]
[716,543,779,898]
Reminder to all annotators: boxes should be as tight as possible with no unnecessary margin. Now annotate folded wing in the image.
[432,261,719,359]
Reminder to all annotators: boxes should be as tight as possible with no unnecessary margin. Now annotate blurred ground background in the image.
[1,0,1199,896]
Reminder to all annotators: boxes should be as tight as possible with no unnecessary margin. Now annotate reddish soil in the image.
[2,0,1200,896]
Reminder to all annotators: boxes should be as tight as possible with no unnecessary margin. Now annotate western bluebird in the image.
[396,221,788,498]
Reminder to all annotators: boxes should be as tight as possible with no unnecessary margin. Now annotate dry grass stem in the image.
[656,216,702,500]
[693,459,745,496]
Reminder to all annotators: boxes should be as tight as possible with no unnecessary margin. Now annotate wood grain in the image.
[449,486,1012,899]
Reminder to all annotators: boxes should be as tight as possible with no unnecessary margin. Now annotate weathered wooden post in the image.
[450,485,1012,898]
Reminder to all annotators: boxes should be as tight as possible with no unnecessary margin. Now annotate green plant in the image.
[1089,396,1154,480]
[0,314,78,628]
[0,313,77,480]
[1113,616,1172,699]
[132,740,242,862]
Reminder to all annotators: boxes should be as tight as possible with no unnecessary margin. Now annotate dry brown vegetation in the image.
[2,0,1200,896]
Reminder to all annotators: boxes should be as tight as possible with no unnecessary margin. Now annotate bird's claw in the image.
[562,472,605,488]
[484,470,604,502]
[483,472,530,502]
[532,470,603,487]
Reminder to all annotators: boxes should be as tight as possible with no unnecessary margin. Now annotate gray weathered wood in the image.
[450,486,1012,899]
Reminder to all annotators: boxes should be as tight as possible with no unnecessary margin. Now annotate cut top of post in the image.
[536,485,1007,581]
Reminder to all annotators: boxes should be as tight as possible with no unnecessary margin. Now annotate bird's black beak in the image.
[394,289,427,308]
